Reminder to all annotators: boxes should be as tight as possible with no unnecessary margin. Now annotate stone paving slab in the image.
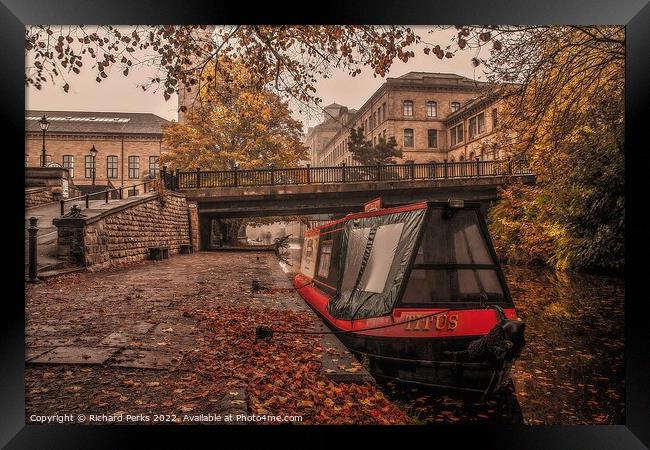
[123,321,156,335]
[212,387,249,424]
[110,349,183,370]
[100,332,128,347]
[29,337,74,347]
[29,346,121,365]
[25,347,55,361]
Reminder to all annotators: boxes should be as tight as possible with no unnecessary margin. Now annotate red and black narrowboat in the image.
[293,199,525,397]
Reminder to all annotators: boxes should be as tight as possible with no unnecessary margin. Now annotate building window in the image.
[403,100,413,117]
[451,102,461,112]
[404,128,414,148]
[84,155,95,178]
[492,109,498,129]
[373,111,377,129]
[39,155,52,166]
[427,101,437,117]
[382,102,386,121]
[62,155,74,178]
[427,129,438,148]
[469,116,477,139]
[469,112,486,139]
[450,124,464,146]
[128,156,140,179]
[107,155,118,179]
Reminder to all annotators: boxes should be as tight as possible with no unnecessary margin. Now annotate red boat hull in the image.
[294,273,518,395]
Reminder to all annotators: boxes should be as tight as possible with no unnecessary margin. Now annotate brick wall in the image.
[25,134,163,189]
[25,187,55,208]
[55,191,190,270]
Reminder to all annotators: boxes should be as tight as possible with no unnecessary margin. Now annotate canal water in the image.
[278,243,625,425]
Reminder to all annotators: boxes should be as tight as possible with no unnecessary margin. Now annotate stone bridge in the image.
[166,158,535,251]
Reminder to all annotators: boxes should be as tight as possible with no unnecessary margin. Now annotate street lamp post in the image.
[38,115,50,167]
[89,145,98,186]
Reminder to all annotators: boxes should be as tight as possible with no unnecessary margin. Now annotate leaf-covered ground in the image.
[25,253,410,425]
[25,252,625,425]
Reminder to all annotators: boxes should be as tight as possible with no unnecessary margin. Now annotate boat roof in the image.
[304,201,480,237]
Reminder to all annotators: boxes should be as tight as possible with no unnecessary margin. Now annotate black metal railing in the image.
[161,157,532,190]
[59,180,157,217]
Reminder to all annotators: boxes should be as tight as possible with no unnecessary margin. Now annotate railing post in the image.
[444,159,448,179]
[376,162,381,182]
[144,182,148,193]
[161,165,168,188]
[26,217,40,282]
[341,162,346,183]
[410,160,415,180]
[306,164,311,184]
[119,187,123,199]
[85,194,89,209]
[174,169,179,190]
[270,164,275,185]
[234,166,239,187]
[60,199,65,216]
[195,167,201,189]
[476,156,480,177]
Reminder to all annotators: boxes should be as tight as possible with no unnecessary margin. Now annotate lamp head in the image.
[38,115,50,132]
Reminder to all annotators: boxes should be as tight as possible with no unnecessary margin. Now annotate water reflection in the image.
[283,242,624,424]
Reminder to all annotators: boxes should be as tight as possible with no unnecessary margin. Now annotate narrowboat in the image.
[293,199,525,397]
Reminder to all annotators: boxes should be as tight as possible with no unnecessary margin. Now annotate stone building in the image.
[304,103,356,166]
[25,110,170,191]
[443,93,509,162]
[314,72,507,166]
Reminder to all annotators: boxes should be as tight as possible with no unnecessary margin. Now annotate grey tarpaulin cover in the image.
[327,208,427,320]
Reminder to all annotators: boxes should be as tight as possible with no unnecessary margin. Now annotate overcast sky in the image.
[26,26,486,130]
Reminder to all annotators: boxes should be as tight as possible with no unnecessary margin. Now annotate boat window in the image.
[402,269,504,303]
[358,223,405,293]
[340,227,371,293]
[317,240,333,278]
[415,209,493,265]
[400,208,510,305]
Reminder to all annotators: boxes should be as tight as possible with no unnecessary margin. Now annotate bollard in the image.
[119,187,123,199]
[60,199,65,216]
[26,217,40,283]
[85,193,89,209]
[105,190,109,203]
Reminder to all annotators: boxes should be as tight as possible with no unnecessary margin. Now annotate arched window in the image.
[450,157,455,162]
[469,151,475,160]
[460,155,465,161]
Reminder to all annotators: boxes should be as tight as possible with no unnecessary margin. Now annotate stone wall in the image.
[25,187,55,208]
[187,201,200,251]
[55,191,190,270]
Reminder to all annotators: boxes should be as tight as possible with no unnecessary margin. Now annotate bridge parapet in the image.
[162,158,532,191]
